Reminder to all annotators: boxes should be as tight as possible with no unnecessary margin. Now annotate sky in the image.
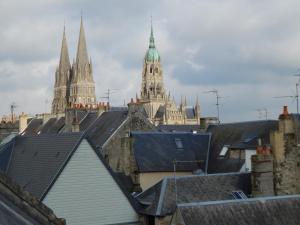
[0,0,300,122]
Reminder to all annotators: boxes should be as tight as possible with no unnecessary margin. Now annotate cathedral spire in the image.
[76,16,89,68]
[149,18,155,48]
[59,26,70,72]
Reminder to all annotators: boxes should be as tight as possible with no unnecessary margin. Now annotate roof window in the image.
[175,138,183,150]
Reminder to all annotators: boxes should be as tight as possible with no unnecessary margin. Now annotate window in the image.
[232,191,247,199]
[175,138,183,150]
[219,145,229,157]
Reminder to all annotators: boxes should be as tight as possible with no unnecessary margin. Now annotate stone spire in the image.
[76,16,89,69]
[57,26,71,85]
[51,26,71,114]
[149,20,155,48]
[69,17,96,106]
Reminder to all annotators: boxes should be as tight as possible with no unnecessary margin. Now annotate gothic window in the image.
[155,67,159,73]
[150,65,154,73]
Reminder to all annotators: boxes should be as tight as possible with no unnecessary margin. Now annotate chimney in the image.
[71,116,80,132]
[19,112,28,133]
[279,106,293,134]
[251,142,274,197]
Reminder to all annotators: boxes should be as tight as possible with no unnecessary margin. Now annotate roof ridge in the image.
[177,195,300,208]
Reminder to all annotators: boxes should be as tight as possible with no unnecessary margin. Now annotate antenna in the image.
[256,108,268,120]
[100,88,120,106]
[204,89,222,124]
[273,83,299,113]
[10,102,17,123]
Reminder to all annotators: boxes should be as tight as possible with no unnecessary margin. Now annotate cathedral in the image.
[138,24,200,125]
[51,18,96,115]
[51,18,200,125]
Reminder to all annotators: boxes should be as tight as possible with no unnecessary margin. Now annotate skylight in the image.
[175,138,183,150]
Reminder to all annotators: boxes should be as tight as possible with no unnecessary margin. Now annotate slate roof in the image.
[0,171,65,225]
[0,132,141,212]
[185,108,196,119]
[131,132,210,172]
[157,124,203,133]
[136,172,251,216]
[175,195,300,225]
[4,133,84,199]
[207,120,278,173]
[79,111,98,131]
[23,118,43,135]
[154,105,165,119]
[85,110,128,149]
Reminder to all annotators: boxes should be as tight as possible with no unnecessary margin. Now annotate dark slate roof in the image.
[136,172,251,216]
[207,120,278,173]
[4,133,83,199]
[85,110,128,149]
[79,111,98,131]
[0,133,142,213]
[185,108,195,119]
[157,124,203,133]
[131,132,210,172]
[110,106,128,111]
[46,117,65,134]
[154,105,165,119]
[0,171,65,225]
[23,118,43,135]
[0,140,14,172]
[176,195,300,225]
[38,118,57,134]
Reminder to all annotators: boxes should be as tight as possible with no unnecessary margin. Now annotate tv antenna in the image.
[204,89,222,123]
[10,102,17,123]
[100,89,120,106]
[273,73,299,113]
[256,108,268,120]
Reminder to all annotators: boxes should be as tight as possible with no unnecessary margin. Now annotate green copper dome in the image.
[145,24,160,62]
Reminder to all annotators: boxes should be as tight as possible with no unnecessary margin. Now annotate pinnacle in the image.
[76,17,89,68]
[59,27,71,69]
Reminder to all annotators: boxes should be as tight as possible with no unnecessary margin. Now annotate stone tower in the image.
[69,17,96,106]
[140,23,167,119]
[51,26,72,114]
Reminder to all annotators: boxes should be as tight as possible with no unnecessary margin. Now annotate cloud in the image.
[0,0,299,122]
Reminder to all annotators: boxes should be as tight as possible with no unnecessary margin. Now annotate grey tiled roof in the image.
[0,133,141,212]
[131,132,210,172]
[136,172,251,216]
[176,195,300,225]
[207,120,278,173]
[85,110,128,149]
[23,118,43,135]
[154,105,165,119]
[5,133,84,199]
[0,171,65,225]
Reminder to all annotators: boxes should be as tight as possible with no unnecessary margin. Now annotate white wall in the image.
[43,139,138,225]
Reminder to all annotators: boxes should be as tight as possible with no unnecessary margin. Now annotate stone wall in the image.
[102,109,154,191]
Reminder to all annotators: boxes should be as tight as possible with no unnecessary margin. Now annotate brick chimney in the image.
[251,139,274,197]
[278,106,293,134]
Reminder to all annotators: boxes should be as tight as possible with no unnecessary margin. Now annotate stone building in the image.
[270,106,300,195]
[138,24,200,125]
[52,17,96,115]
[251,106,300,197]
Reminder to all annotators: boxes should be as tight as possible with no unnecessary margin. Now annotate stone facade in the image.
[101,103,155,191]
[270,106,300,195]
[52,18,96,115]
[138,24,200,125]
[251,106,300,197]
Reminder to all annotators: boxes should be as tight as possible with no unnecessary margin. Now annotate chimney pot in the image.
[283,106,289,116]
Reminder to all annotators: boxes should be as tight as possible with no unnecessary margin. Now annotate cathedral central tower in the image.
[140,24,166,101]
